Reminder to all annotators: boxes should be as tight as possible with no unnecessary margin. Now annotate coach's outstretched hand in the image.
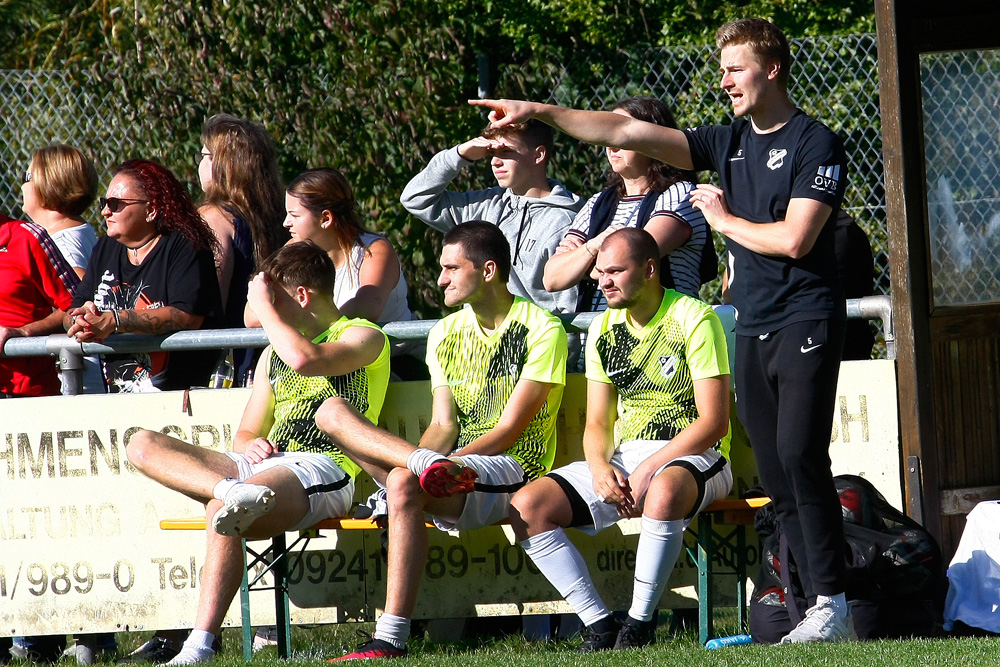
[468,98,539,128]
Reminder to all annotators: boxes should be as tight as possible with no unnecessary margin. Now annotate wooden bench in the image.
[161,495,770,658]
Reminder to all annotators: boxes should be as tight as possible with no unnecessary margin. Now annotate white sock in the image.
[212,477,240,501]
[405,449,448,477]
[522,528,610,626]
[184,630,214,651]
[628,516,686,622]
[165,631,215,666]
[373,612,410,649]
[817,593,848,616]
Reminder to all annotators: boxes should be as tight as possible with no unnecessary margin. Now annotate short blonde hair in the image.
[716,18,791,88]
[31,144,98,217]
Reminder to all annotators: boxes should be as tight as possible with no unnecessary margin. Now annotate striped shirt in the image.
[566,181,708,305]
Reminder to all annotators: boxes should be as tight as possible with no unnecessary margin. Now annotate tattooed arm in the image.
[118,307,204,334]
[66,300,204,341]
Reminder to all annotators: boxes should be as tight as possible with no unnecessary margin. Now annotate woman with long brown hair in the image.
[282,168,412,324]
[197,113,287,316]
[245,167,419,386]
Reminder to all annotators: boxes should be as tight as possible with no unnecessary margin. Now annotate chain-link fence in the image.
[0,69,134,221]
[920,48,1000,307]
[1,34,889,300]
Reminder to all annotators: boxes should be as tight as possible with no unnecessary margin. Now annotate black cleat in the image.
[614,616,657,649]
[117,638,180,665]
[578,617,622,652]
[118,637,220,664]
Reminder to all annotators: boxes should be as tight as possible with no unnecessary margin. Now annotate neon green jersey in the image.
[427,297,567,479]
[586,290,728,448]
[266,317,389,478]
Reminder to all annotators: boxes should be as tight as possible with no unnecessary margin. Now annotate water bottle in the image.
[705,634,753,649]
[210,349,235,388]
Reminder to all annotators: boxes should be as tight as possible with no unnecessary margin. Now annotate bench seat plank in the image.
[159,498,770,533]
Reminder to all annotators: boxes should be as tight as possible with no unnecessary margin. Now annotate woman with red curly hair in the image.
[64,159,222,392]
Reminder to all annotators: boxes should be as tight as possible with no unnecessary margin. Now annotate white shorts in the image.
[548,442,733,535]
[225,451,355,531]
[432,454,529,531]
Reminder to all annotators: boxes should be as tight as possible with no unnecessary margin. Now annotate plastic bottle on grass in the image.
[705,634,753,649]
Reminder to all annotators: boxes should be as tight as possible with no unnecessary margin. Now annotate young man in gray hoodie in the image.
[400,120,583,314]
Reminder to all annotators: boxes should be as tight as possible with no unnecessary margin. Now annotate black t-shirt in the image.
[73,231,222,392]
[685,111,847,335]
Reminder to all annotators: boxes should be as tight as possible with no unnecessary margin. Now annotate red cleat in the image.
[328,637,406,661]
[418,460,478,498]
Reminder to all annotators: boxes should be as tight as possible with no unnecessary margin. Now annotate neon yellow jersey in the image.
[426,297,567,479]
[266,317,390,479]
[586,290,728,450]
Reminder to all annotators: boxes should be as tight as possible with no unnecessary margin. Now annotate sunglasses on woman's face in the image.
[99,197,148,213]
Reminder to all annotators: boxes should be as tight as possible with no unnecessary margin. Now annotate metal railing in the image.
[0,296,894,396]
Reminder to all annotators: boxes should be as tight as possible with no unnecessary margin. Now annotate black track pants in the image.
[736,318,846,598]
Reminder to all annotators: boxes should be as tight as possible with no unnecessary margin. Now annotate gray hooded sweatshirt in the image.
[400,146,583,314]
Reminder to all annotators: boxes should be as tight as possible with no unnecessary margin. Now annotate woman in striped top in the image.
[542,96,709,310]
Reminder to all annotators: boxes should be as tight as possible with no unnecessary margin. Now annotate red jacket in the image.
[0,215,79,396]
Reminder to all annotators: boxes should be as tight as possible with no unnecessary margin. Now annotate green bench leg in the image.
[272,533,292,659]
[240,540,253,661]
[736,525,748,633]
[697,513,713,645]
[240,534,294,661]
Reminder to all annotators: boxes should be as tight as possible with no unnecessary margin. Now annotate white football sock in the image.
[373,612,410,649]
[405,449,448,477]
[628,516,686,622]
[212,477,240,501]
[522,527,610,626]
[163,630,215,666]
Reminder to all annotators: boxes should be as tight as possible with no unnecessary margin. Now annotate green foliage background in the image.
[1,0,875,317]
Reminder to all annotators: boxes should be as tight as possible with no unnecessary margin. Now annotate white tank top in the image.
[333,232,412,323]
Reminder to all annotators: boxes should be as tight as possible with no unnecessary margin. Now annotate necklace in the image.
[128,234,158,261]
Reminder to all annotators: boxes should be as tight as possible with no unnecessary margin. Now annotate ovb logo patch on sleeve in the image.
[812,164,841,195]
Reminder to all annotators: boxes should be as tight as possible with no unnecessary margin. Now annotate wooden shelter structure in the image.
[877,0,1000,555]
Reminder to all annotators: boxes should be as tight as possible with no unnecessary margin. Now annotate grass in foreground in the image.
[99,612,1000,667]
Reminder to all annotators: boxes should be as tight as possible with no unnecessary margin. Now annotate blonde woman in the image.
[21,144,99,278]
